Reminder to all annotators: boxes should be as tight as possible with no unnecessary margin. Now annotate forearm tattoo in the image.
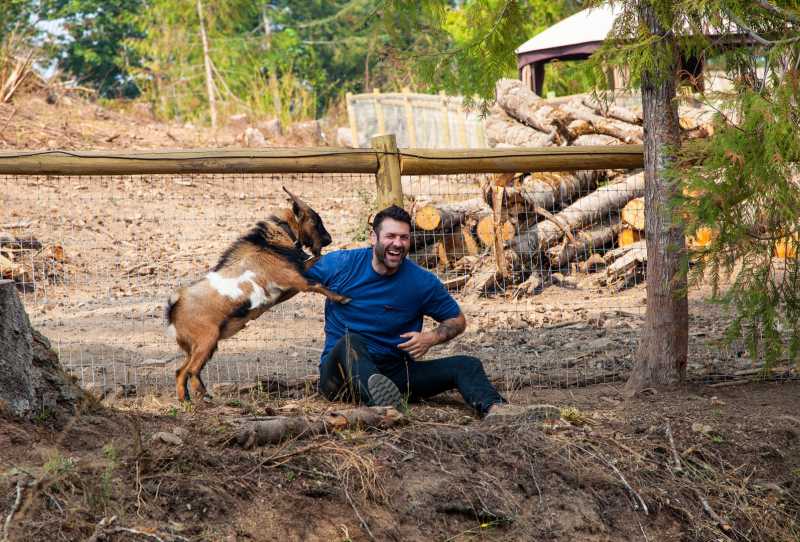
[434,319,463,344]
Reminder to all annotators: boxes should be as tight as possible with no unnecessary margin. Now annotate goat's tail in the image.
[165,293,181,338]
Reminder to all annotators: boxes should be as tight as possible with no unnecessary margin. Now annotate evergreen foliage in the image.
[593,0,800,369]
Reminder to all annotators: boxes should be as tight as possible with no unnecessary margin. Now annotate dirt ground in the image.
[2,379,799,541]
[2,91,800,540]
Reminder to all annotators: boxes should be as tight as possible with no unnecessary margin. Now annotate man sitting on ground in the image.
[306,205,558,421]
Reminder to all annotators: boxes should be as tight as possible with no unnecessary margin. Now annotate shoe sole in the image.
[367,374,403,409]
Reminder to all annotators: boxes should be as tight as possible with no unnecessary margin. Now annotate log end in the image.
[415,205,442,231]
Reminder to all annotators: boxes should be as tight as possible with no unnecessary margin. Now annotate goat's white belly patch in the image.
[207,271,282,310]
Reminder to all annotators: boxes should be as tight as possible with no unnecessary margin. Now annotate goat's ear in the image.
[292,200,303,217]
[283,186,311,217]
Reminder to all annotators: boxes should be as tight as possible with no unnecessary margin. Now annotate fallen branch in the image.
[665,422,684,473]
[235,406,404,448]
[696,491,733,534]
[2,480,29,542]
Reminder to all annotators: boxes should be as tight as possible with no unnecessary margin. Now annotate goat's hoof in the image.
[338,296,352,304]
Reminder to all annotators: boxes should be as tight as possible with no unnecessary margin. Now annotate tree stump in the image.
[0,279,83,418]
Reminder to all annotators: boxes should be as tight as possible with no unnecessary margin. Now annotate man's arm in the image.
[398,312,466,360]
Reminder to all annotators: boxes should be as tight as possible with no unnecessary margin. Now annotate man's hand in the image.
[398,313,466,360]
[398,331,439,359]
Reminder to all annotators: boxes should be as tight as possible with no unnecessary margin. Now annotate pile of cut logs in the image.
[409,79,717,296]
[0,231,66,292]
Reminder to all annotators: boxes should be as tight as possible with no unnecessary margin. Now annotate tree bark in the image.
[0,280,34,416]
[0,280,83,418]
[196,0,218,130]
[625,0,688,396]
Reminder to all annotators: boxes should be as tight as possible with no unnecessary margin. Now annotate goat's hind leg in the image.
[175,353,192,402]
[186,335,219,403]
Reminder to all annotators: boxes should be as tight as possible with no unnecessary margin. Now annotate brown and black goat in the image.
[165,187,348,402]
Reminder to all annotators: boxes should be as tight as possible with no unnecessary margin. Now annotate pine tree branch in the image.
[752,0,800,25]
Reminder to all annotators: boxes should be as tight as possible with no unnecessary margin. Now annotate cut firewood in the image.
[235,406,404,448]
[442,275,469,291]
[508,171,645,259]
[621,197,645,230]
[687,226,714,250]
[492,186,509,277]
[603,241,647,288]
[566,119,595,140]
[512,272,543,298]
[577,252,607,273]
[461,220,480,256]
[414,198,488,231]
[463,264,502,299]
[547,220,622,267]
[485,106,557,147]
[581,94,642,125]
[678,102,716,131]
[618,227,643,247]
[604,240,645,264]
[494,78,569,142]
[476,215,516,246]
[572,134,623,146]
[562,100,644,143]
[411,240,445,269]
[499,171,602,219]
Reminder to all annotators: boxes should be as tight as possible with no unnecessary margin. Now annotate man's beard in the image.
[375,241,406,267]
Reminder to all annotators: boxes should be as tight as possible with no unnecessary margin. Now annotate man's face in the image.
[371,218,411,270]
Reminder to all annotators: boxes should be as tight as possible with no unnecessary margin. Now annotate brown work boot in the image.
[483,403,561,424]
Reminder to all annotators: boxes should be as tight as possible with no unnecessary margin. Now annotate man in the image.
[306,205,558,420]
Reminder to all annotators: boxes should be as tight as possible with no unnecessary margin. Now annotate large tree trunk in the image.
[0,280,83,418]
[625,1,688,396]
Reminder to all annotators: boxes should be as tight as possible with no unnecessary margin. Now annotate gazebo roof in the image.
[515,3,736,69]
[515,4,621,68]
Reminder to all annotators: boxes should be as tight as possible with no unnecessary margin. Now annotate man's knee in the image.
[461,355,484,372]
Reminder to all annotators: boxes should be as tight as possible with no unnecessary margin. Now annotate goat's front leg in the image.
[305,282,350,304]
[303,256,320,272]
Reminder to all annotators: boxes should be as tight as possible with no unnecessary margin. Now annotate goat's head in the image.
[282,186,332,257]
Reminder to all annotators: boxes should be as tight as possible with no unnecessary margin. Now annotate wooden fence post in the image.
[372,134,403,209]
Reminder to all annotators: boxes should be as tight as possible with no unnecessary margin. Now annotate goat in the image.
[165,187,348,402]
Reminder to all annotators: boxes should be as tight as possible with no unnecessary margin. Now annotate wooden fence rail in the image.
[0,145,643,176]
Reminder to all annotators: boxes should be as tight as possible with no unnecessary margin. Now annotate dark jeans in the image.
[318,332,505,415]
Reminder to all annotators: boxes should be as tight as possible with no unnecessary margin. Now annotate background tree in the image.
[41,0,144,98]
[594,0,800,389]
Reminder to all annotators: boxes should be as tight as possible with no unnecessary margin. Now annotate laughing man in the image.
[306,205,559,421]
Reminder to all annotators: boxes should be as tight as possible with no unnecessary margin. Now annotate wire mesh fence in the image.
[0,148,792,399]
